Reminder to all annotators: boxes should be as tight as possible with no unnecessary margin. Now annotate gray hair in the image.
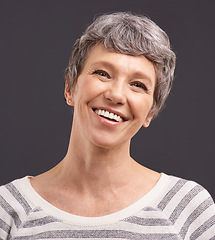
[65,12,176,118]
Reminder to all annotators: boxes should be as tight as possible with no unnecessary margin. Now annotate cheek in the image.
[84,78,107,100]
[130,95,154,119]
[74,77,104,106]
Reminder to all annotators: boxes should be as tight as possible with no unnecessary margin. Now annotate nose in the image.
[103,80,126,105]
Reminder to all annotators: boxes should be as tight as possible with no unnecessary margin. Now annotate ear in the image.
[142,114,154,128]
[64,78,74,106]
[143,102,156,128]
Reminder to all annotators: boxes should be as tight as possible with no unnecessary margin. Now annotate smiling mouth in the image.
[93,108,124,122]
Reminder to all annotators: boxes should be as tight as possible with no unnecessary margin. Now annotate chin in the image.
[91,138,116,149]
[90,134,128,150]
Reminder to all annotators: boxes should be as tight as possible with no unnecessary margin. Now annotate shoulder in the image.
[158,173,214,208]
[155,173,215,239]
[0,177,34,237]
[157,173,215,215]
[0,176,32,207]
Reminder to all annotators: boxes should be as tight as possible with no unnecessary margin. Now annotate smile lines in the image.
[94,109,123,122]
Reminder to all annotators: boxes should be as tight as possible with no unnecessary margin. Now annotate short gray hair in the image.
[65,12,176,118]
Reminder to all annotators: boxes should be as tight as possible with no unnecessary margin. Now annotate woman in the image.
[0,12,215,239]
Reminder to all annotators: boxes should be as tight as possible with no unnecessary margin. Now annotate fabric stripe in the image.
[0,195,21,228]
[32,207,43,212]
[157,179,187,210]
[179,197,214,238]
[1,175,214,239]
[124,216,172,226]
[169,184,204,223]
[12,230,180,239]
[5,183,32,214]
[0,218,11,234]
[190,215,215,240]
[143,206,157,211]
[22,216,61,228]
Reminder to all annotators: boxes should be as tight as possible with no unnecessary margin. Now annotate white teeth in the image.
[94,109,123,122]
[109,113,114,118]
[104,111,109,118]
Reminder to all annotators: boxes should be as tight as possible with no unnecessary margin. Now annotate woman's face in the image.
[66,44,156,149]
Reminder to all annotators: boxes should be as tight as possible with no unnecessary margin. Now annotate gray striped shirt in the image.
[0,173,215,239]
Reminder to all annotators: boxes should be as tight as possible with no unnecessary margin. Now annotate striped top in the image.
[0,173,215,239]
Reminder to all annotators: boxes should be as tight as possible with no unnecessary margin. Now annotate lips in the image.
[93,108,124,122]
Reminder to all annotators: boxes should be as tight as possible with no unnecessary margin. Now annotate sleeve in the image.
[181,183,215,240]
[0,181,28,240]
[0,185,15,239]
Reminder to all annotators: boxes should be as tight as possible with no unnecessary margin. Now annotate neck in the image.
[50,125,140,194]
[31,124,160,217]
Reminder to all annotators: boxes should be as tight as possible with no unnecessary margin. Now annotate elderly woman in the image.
[1,12,215,239]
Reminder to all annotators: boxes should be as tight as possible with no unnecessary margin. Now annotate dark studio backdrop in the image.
[0,0,215,199]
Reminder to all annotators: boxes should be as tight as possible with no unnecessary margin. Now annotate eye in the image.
[131,81,148,91]
[93,70,110,79]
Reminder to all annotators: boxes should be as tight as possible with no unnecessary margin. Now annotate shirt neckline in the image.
[18,172,169,226]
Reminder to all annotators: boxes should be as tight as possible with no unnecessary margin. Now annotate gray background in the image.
[0,0,214,199]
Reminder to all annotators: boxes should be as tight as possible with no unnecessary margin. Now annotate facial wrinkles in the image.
[74,45,156,128]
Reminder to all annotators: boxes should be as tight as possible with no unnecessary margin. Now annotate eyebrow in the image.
[90,61,155,85]
[90,61,115,70]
